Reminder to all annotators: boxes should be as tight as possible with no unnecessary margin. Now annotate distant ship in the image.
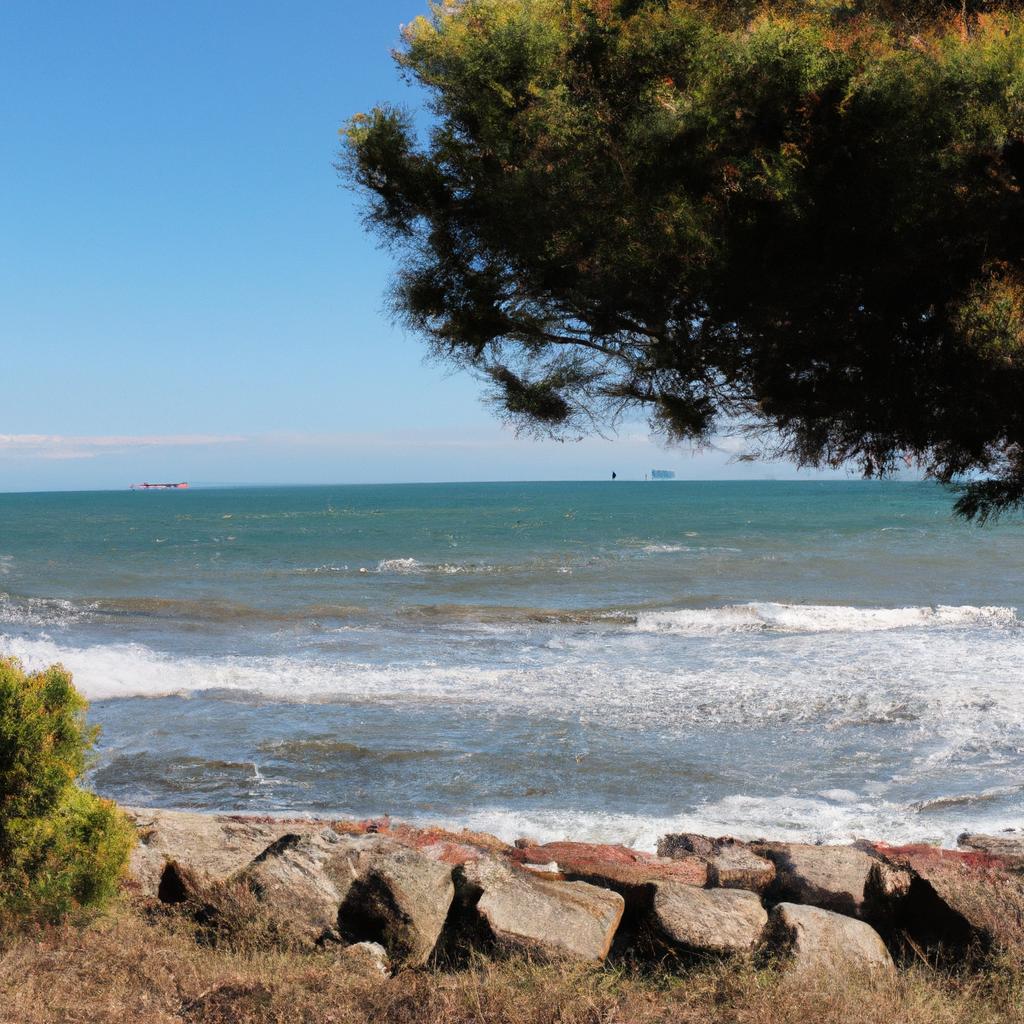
[650,469,676,480]
[130,482,189,490]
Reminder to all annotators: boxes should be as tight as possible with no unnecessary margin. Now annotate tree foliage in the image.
[343,0,1024,519]
[0,657,134,922]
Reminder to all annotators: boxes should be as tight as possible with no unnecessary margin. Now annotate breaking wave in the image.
[374,557,506,575]
[0,591,90,627]
[634,602,1020,635]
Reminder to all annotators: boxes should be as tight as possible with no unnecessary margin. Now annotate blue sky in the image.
[0,1,846,491]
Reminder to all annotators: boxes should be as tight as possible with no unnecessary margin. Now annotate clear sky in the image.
[0,1,847,491]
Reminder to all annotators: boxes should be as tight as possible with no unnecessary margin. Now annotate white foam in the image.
[635,602,1020,635]
[0,591,87,628]
[0,633,522,703]
[376,557,423,573]
[430,793,970,851]
[374,558,496,575]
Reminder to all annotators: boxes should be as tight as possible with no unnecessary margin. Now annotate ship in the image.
[650,469,676,480]
[130,482,189,490]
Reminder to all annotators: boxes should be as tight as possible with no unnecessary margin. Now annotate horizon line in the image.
[0,477,932,497]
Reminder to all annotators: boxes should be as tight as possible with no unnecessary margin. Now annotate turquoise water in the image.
[1,481,1022,847]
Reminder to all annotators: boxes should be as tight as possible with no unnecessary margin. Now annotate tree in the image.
[342,0,1024,519]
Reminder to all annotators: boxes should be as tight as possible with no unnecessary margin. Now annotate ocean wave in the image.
[0,591,371,628]
[5,622,1023,731]
[0,591,90,627]
[634,602,1020,636]
[373,557,500,575]
[910,784,1024,814]
[397,603,631,626]
[636,542,741,556]
[438,792,986,850]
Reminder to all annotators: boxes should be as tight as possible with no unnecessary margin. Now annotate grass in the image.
[1,896,1023,1024]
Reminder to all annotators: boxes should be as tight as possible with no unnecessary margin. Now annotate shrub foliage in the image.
[0,657,133,921]
[343,0,1024,519]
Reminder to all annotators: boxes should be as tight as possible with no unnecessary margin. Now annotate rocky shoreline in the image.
[125,808,1024,977]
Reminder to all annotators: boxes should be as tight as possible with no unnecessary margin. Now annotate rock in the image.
[651,882,767,956]
[870,843,1024,959]
[753,842,878,916]
[458,857,624,962]
[234,830,454,965]
[512,841,707,911]
[334,941,390,977]
[659,834,775,892]
[659,833,717,859]
[521,861,562,880]
[958,832,1024,865]
[124,807,324,900]
[710,843,777,892]
[234,830,358,946]
[515,836,540,849]
[764,903,894,973]
[337,838,456,966]
[387,822,512,860]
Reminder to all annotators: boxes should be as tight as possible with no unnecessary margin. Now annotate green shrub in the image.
[0,656,134,922]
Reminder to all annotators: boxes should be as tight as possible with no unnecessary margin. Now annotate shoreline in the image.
[122,804,1024,974]
[110,802,1007,854]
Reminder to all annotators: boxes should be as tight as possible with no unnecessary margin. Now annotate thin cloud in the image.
[0,434,247,460]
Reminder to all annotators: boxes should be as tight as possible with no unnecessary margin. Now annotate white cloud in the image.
[0,434,247,460]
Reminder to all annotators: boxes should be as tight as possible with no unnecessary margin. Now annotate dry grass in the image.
[1,897,1023,1024]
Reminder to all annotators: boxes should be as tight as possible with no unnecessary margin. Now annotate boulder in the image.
[124,807,324,900]
[764,903,894,973]
[870,843,1024,959]
[511,841,707,910]
[651,882,767,956]
[233,829,359,946]
[334,941,391,977]
[457,857,624,962]
[234,830,454,965]
[659,834,775,892]
[337,838,456,966]
[753,842,878,916]
[958,832,1024,865]
[710,843,777,892]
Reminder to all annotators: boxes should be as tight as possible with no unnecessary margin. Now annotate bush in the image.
[0,656,134,922]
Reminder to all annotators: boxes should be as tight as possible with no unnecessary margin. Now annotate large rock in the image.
[764,903,894,973]
[457,857,624,962]
[234,830,454,965]
[512,841,707,910]
[651,882,767,956]
[870,843,1024,959]
[234,829,360,946]
[958,832,1024,866]
[659,834,775,893]
[338,839,456,966]
[124,807,324,899]
[753,842,879,916]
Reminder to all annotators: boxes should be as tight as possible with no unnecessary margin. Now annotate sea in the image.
[0,480,1022,851]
